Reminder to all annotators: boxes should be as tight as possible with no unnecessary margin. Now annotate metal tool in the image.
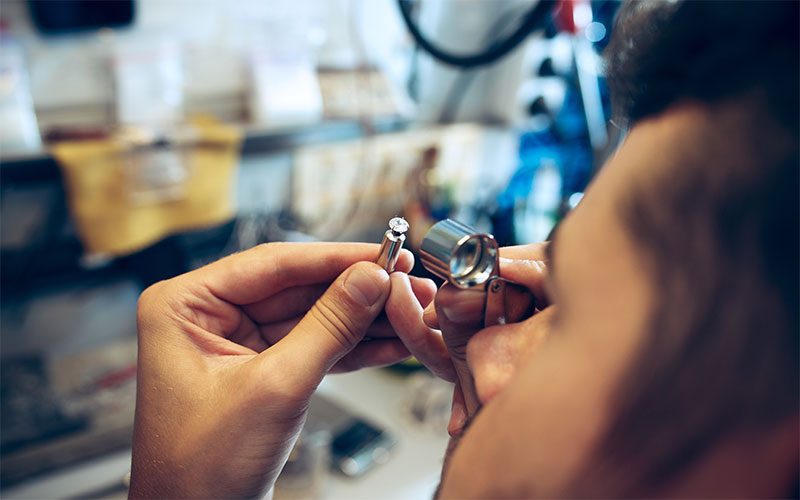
[420,218,536,327]
[375,217,408,273]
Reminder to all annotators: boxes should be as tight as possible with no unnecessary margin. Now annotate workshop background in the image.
[0,0,618,498]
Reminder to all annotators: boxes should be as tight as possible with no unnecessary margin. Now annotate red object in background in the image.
[554,0,593,34]
[93,363,137,391]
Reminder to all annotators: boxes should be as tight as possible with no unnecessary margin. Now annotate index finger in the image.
[386,273,456,382]
[498,242,548,261]
[498,243,550,305]
[190,242,414,305]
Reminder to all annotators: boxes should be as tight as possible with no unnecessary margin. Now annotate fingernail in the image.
[441,294,485,324]
[448,400,467,437]
[345,266,389,307]
[422,302,439,329]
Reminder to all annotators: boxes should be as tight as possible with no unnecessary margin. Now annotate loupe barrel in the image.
[420,219,499,289]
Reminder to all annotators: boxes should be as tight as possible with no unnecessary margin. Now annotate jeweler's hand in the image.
[130,243,419,499]
[385,272,457,383]
[421,244,553,435]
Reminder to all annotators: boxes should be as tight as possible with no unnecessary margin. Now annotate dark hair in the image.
[604,0,798,133]
[582,0,799,495]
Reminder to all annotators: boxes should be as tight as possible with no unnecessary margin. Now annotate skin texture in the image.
[392,101,798,498]
[131,109,797,497]
[431,108,663,497]
[416,247,552,435]
[130,110,655,497]
[427,103,800,498]
[130,242,452,499]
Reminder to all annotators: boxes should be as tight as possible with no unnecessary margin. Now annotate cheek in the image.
[466,308,556,404]
[466,328,518,404]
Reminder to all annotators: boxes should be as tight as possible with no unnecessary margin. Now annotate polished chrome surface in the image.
[376,217,408,273]
[420,218,498,289]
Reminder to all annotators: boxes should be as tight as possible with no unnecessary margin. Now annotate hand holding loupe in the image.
[420,219,537,328]
[373,217,538,418]
[420,219,538,418]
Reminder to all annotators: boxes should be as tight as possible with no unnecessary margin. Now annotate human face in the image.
[434,110,702,497]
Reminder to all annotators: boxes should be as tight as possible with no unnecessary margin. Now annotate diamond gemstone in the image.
[388,217,409,234]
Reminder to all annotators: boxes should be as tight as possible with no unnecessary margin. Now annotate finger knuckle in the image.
[255,242,287,280]
[254,241,279,253]
[137,281,166,323]
[310,300,358,351]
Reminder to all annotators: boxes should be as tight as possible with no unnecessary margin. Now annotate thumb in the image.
[270,261,390,389]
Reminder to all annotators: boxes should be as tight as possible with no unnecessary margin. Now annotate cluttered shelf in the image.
[0,115,410,299]
[0,116,410,183]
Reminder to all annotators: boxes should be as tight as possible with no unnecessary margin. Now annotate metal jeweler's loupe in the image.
[420,219,536,327]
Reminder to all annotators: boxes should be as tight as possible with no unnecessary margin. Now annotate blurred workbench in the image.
[1,367,451,499]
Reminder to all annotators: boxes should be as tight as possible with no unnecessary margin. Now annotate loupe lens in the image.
[451,237,480,278]
[450,235,497,287]
[420,219,500,289]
